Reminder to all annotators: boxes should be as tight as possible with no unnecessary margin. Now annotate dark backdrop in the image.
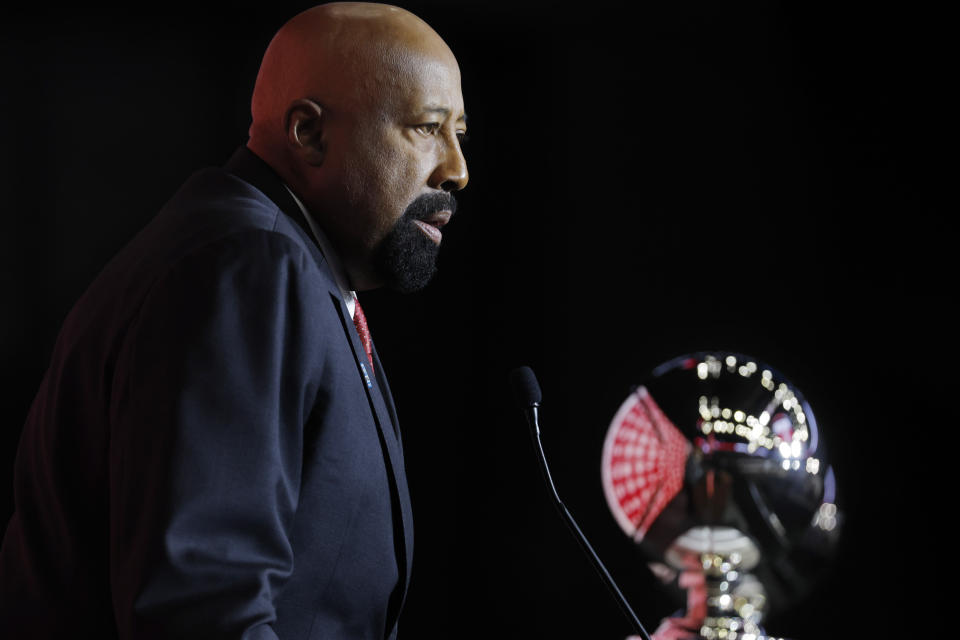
[1,2,950,638]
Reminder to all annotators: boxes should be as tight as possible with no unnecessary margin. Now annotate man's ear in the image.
[285,98,326,166]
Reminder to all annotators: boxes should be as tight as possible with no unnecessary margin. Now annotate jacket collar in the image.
[224,146,314,241]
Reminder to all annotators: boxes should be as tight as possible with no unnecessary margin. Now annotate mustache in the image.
[403,191,458,222]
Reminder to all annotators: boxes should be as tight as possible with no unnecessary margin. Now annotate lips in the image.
[412,209,452,246]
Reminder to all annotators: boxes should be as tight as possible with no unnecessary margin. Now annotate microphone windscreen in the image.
[508,366,542,408]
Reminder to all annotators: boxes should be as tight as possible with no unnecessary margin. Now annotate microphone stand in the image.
[523,403,652,640]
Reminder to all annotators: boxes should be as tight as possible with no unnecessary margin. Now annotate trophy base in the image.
[698,631,787,640]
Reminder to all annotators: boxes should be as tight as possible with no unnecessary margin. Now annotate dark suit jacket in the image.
[0,147,413,639]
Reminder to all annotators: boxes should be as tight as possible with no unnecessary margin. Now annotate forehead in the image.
[367,45,465,116]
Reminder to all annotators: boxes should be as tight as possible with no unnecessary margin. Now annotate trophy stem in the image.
[696,551,786,640]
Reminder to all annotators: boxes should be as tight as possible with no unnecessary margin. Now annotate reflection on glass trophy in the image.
[602,353,841,640]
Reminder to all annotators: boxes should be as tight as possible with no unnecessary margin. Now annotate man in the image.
[0,3,467,638]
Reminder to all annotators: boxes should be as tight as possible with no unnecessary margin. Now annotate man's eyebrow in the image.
[423,106,468,124]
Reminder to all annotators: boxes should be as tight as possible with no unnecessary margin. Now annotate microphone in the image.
[508,366,652,640]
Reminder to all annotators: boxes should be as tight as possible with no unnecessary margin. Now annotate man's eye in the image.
[415,123,440,136]
[456,131,469,144]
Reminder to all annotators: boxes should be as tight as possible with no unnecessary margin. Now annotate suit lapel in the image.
[371,346,400,439]
[369,344,413,591]
[329,294,413,609]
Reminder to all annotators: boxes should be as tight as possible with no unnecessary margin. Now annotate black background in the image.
[1,2,951,638]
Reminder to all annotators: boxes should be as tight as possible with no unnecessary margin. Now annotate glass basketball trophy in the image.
[601,353,841,640]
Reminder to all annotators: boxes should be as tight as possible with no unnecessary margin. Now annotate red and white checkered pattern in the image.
[602,386,691,540]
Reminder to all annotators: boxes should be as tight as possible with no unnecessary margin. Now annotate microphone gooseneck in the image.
[507,367,652,640]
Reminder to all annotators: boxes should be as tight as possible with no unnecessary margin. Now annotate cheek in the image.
[341,141,419,243]
[367,147,421,213]
[341,117,442,227]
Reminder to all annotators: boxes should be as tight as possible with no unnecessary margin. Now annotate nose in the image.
[430,137,469,192]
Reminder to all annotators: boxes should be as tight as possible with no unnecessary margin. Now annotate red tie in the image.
[353,298,374,373]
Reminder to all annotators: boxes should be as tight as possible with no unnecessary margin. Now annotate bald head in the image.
[249,3,457,154]
[246,2,468,292]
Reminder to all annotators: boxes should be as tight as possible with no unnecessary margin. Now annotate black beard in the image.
[374,191,457,293]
